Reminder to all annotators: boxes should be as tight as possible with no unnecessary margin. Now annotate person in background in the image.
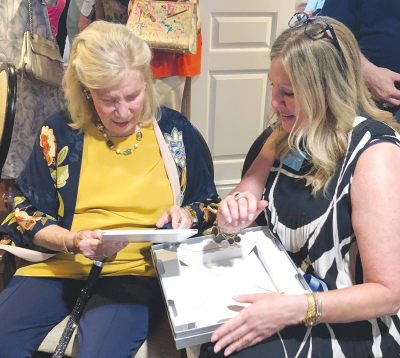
[321,0,400,123]
[67,0,95,47]
[55,0,71,57]
[198,14,400,358]
[47,0,67,37]
[304,0,325,13]
[0,21,218,357]
[94,0,201,119]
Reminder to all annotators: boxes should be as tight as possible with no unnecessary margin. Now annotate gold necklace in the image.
[96,120,143,156]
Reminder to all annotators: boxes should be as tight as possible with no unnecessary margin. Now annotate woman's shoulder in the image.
[352,116,398,137]
[42,110,73,129]
[40,111,81,143]
[158,106,191,131]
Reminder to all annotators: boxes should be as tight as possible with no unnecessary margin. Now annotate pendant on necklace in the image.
[96,121,143,156]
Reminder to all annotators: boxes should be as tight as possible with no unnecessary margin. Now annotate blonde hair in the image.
[63,21,159,131]
[269,16,399,195]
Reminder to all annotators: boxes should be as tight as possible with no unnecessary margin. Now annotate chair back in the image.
[242,127,273,178]
[191,124,214,179]
[0,63,17,177]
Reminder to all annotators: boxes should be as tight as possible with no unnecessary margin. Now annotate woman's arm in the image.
[318,142,400,321]
[211,141,400,355]
[217,129,278,230]
[33,225,128,261]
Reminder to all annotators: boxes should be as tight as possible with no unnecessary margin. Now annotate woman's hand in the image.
[71,229,128,261]
[211,293,307,356]
[156,205,193,229]
[217,192,268,231]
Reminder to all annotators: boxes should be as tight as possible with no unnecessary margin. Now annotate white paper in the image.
[156,231,309,331]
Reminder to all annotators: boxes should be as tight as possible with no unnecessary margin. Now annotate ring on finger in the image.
[233,192,243,201]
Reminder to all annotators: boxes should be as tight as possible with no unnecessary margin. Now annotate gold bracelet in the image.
[303,293,319,327]
[313,292,322,324]
[60,232,74,254]
[211,223,244,248]
[183,206,198,228]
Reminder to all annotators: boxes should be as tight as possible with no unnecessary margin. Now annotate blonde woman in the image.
[0,21,218,357]
[200,14,400,358]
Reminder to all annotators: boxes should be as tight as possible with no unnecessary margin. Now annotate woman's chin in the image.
[280,116,296,133]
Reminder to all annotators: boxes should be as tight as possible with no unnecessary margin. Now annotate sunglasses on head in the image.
[288,12,343,57]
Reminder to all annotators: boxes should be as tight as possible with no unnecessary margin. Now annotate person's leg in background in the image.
[76,275,164,358]
[66,0,85,47]
[56,0,71,57]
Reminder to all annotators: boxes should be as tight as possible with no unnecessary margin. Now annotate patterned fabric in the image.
[255,117,400,357]
[0,106,219,252]
[0,0,65,179]
[165,127,187,204]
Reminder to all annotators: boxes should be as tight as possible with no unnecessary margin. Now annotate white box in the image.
[151,226,310,349]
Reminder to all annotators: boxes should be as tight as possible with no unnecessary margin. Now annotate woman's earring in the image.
[83,88,92,99]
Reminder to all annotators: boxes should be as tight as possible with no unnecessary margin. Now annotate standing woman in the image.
[200,14,400,358]
[0,0,65,180]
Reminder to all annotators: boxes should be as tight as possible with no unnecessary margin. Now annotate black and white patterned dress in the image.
[200,117,400,358]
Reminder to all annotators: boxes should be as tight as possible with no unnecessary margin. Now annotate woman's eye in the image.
[284,92,294,97]
[126,95,137,102]
[102,99,115,105]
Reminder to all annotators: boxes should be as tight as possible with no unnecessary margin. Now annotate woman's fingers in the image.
[156,211,171,228]
[74,229,128,260]
[218,200,233,225]
[157,205,193,229]
[218,192,268,230]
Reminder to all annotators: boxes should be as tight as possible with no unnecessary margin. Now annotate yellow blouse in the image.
[16,122,173,279]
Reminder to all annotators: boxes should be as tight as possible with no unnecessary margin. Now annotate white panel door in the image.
[191,0,295,198]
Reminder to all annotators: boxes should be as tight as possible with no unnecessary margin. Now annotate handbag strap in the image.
[27,0,61,53]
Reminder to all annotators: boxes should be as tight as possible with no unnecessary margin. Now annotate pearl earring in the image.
[83,88,91,99]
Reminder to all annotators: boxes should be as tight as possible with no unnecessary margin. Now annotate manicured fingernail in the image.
[234,221,238,227]
[211,334,218,342]
[241,220,246,225]
[248,213,254,221]
[214,345,221,353]
[225,350,232,356]
[227,217,232,224]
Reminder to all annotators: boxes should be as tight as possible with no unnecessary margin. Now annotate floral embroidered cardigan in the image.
[0,107,219,252]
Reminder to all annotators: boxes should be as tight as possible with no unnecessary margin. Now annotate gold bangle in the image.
[313,292,322,324]
[183,206,198,228]
[303,293,319,327]
[60,232,74,254]
[211,223,244,247]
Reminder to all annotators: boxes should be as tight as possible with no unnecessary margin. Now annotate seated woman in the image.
[199,14,400,358]
[0,21,218,357]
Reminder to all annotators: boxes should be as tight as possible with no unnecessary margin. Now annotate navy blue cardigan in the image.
[0,107,219,252]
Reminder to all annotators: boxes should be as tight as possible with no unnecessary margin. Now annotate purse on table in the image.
[17,0,64,86]
[127,0,197,54]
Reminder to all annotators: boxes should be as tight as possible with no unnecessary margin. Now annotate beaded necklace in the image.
[96,120,143,156]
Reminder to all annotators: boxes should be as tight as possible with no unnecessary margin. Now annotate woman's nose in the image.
[271,89,284,110]
[114,102,130,118]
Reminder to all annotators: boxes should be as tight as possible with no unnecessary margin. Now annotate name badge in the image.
[282,149,306,171]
